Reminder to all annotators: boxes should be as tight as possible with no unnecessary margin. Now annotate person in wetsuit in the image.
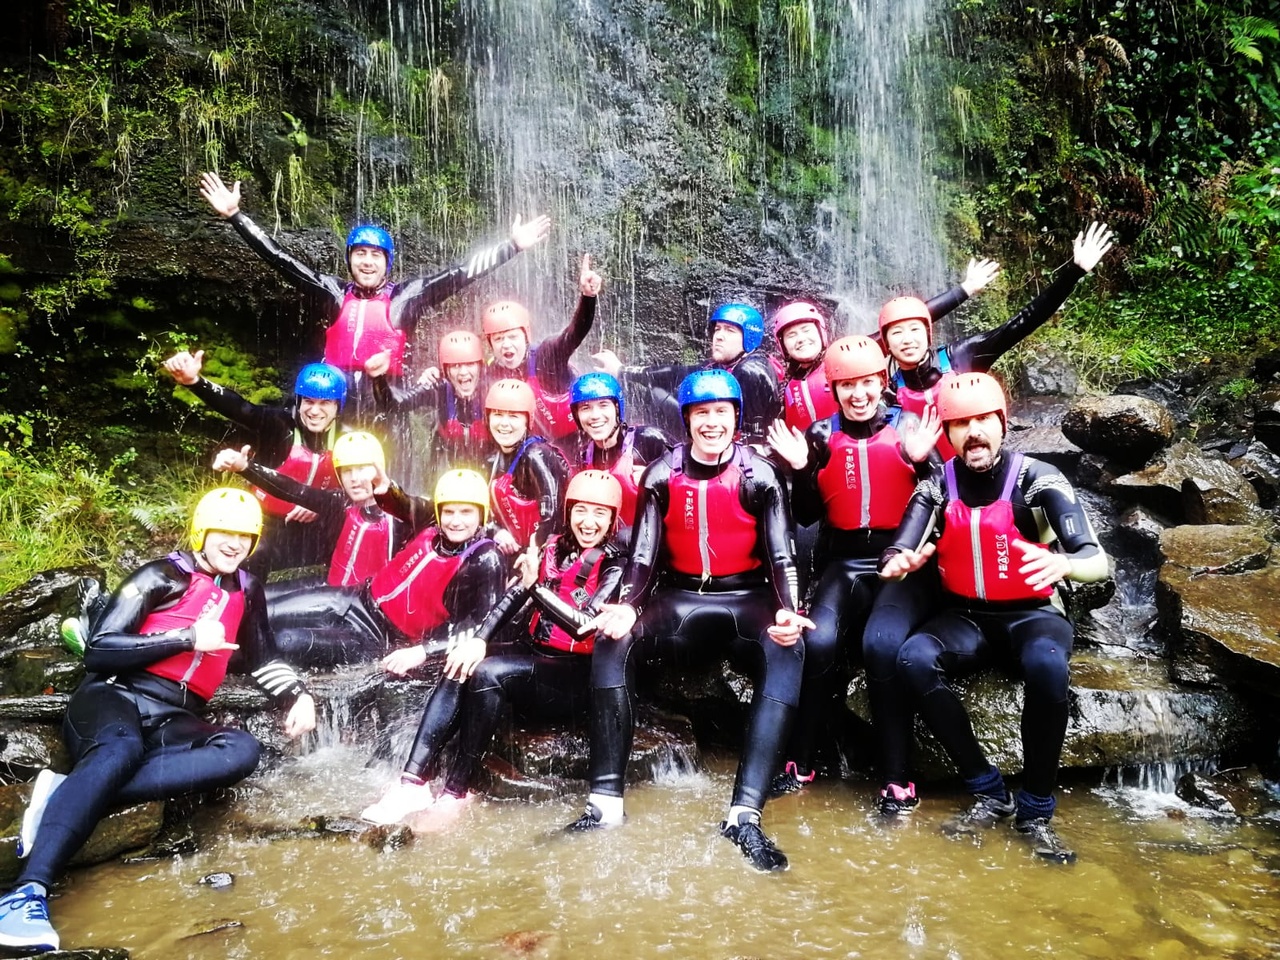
[480,253,603,443]
[0,489,315,954]
[596,303,781,447]
[565,370,814,873]
[212,431,411,597]
[164,353,349,577]
[880,223,1113,458]
[265,469,506,669]
[879,373,1109,862]
[360,470,627,826]
[484,379,571,554]
[764,336,940,802]
[568,371,672,537]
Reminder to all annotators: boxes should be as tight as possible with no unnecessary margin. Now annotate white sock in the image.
[588,793,624,825]
[727,804,760,828]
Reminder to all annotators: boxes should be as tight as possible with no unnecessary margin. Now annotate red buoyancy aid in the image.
[324,287,407,374]
[527,347,577,439]
[893,348,956,459]
[816,416,918,531]
[440,384,487,446]
[783,363,838,432]
[528,534,606,654]
[663,446,762,579]
[935,453,1054,602]
[143,553,248,701]
[252,429,340,518]
[327,505,397,587]
[371,529,489,639]
[586,429,640,528]
[490,437,545,547]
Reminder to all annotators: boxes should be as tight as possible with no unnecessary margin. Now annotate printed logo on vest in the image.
[995,533,1010,579]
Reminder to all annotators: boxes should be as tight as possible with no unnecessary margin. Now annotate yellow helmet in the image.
[331,431,386,472]
[190,487,264,555]
[433,469,490,524]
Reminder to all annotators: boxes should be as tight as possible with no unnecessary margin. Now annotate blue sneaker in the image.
[18,770,67,859]
[0,883,59,952]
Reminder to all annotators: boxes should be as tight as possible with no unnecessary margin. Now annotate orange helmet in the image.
[482,300,532,339]
[937,373,1008,431]
[877,296,932,340]
[485,378,536,417]
[439,330,483,366]
[565,469,624,518]
[823,335,887,383]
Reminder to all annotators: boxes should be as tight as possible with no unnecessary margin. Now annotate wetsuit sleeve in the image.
[946,263,1088,372]
[371,372,438,416]
[620,362,695,399]
[473,585,534,642]
[620,461,671,609]
[82,560,198,673]
[532,549,626,630]
[227,212,345,306]
[444,543,508,633]
[884,469,946,564]
[791,418,833,527]
[531,296,597,393]
[632,425,674,462]
[388,238,520,336]
[924,284,969,322]
[736,354,782,443]
[240,461,345,518]
[520,444,570,546]
[185,378,294,457]
[745,456,799,611]
[375,480,436,535]
[1021,461,1109,582]
[236,577,309,703]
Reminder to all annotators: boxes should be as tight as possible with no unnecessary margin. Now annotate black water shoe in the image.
[941,791,1016,836]
[1015,817,1077,863]
[720,818,789,872]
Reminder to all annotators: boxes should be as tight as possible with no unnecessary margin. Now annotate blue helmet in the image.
[345,224,395,271]
[295,362,348,410]
[677,369,742,429]
[570,372,625,424]
[709,303,765,354]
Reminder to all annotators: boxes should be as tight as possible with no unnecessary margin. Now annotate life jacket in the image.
[371,529,490,639]
[663,446,761,579]
[252,428,340,518]
[142,552,247,701]
[782,362,838,432]
[528,534,606,654]
[439,384,487,445]
[816,413,917,531]
[527,347,577,439]
[585,429,640,529]
[327,505,398,587]
[892,346,955,459]
[766,354,786,382]
[490,436,546,547]
[935,453,1053,602]
[323,286,407,374]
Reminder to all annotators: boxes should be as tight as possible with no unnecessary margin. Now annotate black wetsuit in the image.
[18,553,308,891]
[881,452,1105,814]
[404,536,627,796]
[576,424,671,472]
[487,439,571,548]
[587,444,802,813]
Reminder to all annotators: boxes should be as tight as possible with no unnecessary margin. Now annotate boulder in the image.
[1019,353,1080,397]
[1061,394,1176,466]
[1004,425,1082,475]
[1175,768,1274,818]
[1252,385,1280,455]
[1112,440,1268,526]
[1114,505,1173,564]
[1160,525,1271,575]
[0,720,70,784]
[0,567,102,637]
[1231,440,1280,506]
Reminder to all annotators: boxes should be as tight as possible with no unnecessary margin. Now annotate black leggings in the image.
[588,586,804,811]
[404,644,590,796]
[893,603,1074,797]
[267,584,389,668]
[20,678,260,889]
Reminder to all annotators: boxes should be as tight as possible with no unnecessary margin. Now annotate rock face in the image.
[1112,440,1269,526]
[1061,394,1176,466]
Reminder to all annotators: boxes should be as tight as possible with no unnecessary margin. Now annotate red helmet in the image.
[439,330,483,366]
[772,301,828,349]
[937,373,1008,431]
[485,378,536,417]
[482,301,532,339]
[877,296,932,340]
[823,335,887,382]
[565,469,624,517]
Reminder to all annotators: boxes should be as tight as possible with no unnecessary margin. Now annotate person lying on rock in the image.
[878,373,1109,863]
[361,469,626,827]
[0,489,315,954]
[565,370,814,874]
[263,468,505,670]
[198,170,550,419]
[880,222,1113,458]
[212,431,411,598]
[164,352,349,578]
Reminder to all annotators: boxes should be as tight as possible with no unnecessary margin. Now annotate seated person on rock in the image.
[265,469,505,669]
[0,489,315,954]
[212,431,410,598]
[484,379,571,555]
[367,330,493,471]
[198,170,550,418]
[478,253,603,443]
[164,351,348,577]
[566,370,814,874]
[362,469,627,827]
[878,373,1109,863]
[568,371,672,537]
[880,223,1112,458]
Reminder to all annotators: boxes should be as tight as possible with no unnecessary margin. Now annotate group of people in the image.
[0,169,1115,953]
